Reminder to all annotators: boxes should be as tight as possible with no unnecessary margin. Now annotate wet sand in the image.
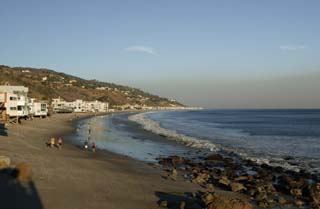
[0,113,209,209]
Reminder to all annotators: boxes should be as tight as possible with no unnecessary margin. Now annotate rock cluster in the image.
[157,190,252,209]
[158,154,320,208]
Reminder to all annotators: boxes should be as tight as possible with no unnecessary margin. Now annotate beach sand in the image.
[0,113,208,209]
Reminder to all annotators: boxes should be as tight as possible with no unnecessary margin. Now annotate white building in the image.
[85,100,108,112]
[0,86,29,118]
[73,99,86,113]
[51,97,73,113]
[28,98,48,117]
[51,98,108,113]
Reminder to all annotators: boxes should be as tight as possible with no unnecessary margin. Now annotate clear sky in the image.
[1,0,319,108]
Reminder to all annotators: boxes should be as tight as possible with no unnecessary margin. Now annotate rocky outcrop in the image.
[157,154,320,209]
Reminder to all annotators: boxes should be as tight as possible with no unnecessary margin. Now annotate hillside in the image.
[0,65,183,108]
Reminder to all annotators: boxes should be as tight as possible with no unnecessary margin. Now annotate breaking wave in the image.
[128,112,320,173]
[128,112,220,151]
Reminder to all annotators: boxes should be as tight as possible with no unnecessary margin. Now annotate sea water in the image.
[130,109,320,173]
[73,109,320,173]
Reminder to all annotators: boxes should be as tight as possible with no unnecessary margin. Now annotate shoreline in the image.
[2,111,318,209]
[0,113,209,209]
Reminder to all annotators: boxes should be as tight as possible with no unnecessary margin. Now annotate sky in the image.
[0,0,319,108]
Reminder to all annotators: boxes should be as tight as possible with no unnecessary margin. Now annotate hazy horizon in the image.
[1,0,319,108]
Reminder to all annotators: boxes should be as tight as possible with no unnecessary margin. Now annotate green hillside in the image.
[0,65,183,108]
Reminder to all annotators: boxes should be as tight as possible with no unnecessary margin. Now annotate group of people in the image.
[48,127,97,152]
[49,137,63,149]
[84,141,96,152]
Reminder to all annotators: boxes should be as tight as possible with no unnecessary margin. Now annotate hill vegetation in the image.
[0,65,183,108]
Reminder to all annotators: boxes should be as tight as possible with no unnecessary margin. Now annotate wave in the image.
[128,112,319,173]
[128,112,220,151]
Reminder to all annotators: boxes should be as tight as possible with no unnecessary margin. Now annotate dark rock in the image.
[206,154,224,161]
[255,192,267,202]
[277,196,287,205]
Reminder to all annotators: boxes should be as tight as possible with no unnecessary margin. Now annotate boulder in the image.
[180,201,186,209]
[0,156,10,169]
[290,188,302,197]
[219,176,230,186]
[206,154,224,161]
[277,196,287,205]
[207,184,215,192]
[159,200,168,208]
[168,168,178,181]
[255,192,267,202]
[310,183,320,207]
[206,196,252,209]
[230,182,246,192]
[202,192,215,205]
[294,199,304,207]
[13,162,32,182]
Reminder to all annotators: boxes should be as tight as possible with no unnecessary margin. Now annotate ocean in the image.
[71,109,320,174]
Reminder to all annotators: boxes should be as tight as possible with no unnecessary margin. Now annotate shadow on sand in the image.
[0,168,44,209]
[155,191,203,209]
[0,123,8,137]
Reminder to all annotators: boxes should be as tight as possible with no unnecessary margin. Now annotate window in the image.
[17,106,23,111]
[41,104,47,111]
[10,107,17,110]
[10,97,17,101]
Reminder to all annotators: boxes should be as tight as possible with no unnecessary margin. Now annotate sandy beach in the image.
[0,113,209,209]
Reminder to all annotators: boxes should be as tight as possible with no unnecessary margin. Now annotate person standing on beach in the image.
[57,137,63,149]
[91,142,96,152]
[50,137,55,148]
[84,141,88,151]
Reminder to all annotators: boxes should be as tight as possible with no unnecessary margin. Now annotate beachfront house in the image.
[73,99,86,113]
[0,86,29,118]
[85,100,109,112]
[0,91,7,122]
[51,97,73,113]
[51,98,108,113]
[28,98,48,117]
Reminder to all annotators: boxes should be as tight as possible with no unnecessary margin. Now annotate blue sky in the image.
[1,0,319,107]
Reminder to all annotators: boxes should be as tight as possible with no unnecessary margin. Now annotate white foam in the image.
[128,112,320,173]
[128,112,220,152]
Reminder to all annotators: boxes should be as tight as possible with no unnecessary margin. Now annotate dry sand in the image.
[0,113,204,209]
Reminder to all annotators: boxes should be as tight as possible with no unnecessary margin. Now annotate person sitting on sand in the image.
[57,137,63,149]
[50,137,55,148]
[91,142,96,153]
